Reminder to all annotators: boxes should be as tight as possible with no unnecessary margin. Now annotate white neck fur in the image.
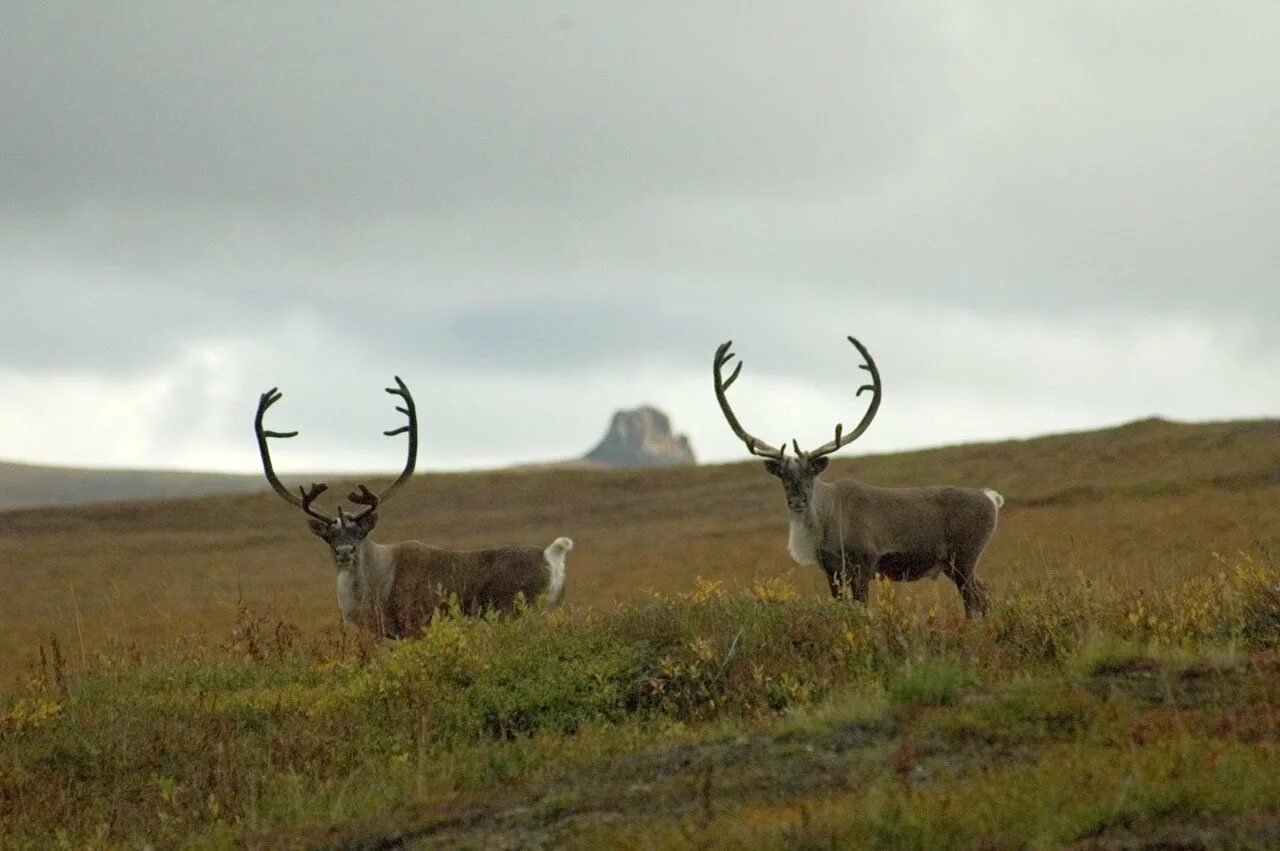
[787,511,820,565]
[786,480,835,567]
[335,540,396,628]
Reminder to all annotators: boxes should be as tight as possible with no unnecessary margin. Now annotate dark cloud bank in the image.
[1,3,1276,471]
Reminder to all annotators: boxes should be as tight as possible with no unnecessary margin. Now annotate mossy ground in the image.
[2,418,1277,847]
[2,558,1277,848]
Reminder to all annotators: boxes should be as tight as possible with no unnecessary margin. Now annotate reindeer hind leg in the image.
[946,550,990,617]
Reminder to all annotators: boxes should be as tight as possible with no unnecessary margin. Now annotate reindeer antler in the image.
[712,336,882,462]
[254,387,336,523]
[713,341,785,460]
[346,376,418,520]
[297,482,336,524]
[806,336,882,459]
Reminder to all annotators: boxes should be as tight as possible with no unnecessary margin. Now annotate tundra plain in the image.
[1,416,1278,848]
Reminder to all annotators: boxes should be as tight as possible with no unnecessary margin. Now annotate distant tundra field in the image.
[0,417,1277,847]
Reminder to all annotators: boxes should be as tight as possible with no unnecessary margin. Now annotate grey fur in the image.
[310,514,572,636]
[714,335,1002,616]
[257,377,571,635]
[767,454,1000,616]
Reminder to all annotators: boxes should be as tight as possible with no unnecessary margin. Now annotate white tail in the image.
[542,537,573,610]
[982,488,1005,509]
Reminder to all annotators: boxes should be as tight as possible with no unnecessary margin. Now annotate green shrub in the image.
[1236,558,1280,650]
[3,559,1278,848]
[887,659,977,706]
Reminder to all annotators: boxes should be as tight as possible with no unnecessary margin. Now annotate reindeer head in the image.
[306,507,379,567]
[763,453,830,512]
[254,377,417,569]
[713,337,882,513]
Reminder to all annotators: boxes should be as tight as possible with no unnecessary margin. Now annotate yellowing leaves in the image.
[0,695,62,735]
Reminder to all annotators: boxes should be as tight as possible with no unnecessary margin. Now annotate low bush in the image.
[0,557,1275,847]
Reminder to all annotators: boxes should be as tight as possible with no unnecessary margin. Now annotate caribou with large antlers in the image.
[714,338,1002,616]
[255,377,572,636]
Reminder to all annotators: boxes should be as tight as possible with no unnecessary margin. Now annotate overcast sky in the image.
[2,2,1277,473]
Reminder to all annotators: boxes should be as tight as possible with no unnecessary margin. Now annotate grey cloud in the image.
[1,281,231,373]
[2,3,947,211]
[1,2,1277,472]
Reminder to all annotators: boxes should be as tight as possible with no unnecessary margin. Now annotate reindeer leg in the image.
[819,549,874,604]
[849,558,874,605]
[962,578,990,617]
[947,551,990,617]
[817,549,850,600]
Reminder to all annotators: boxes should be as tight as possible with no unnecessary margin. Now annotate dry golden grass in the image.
[0,416,1276,688]
[1,417,1278,848]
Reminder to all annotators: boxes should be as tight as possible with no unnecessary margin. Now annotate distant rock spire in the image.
[584,406,696,468]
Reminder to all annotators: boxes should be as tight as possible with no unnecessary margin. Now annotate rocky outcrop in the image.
[584,406,696,468]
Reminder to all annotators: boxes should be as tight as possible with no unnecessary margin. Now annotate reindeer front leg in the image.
[818,549,873,603]
[816,549,846,598]
[823,559,849,599]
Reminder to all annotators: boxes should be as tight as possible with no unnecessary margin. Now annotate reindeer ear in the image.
[763,459,784,476]
[355,512,378,534]
[307,517,330,537]
[809,456,830,474]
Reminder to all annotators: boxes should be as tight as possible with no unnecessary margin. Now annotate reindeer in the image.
[713,338,1002,616]
[254,377,573,637]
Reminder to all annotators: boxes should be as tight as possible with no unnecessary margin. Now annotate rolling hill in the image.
[2,415,1278,847]
[0,461,266,511]
[0,415,1275,684]
[0,404,702,511]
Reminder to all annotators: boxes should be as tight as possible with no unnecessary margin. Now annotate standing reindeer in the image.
[713,338,1002,616]
[255,377,572,637]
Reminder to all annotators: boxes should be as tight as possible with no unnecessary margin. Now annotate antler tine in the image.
[808,335,883,458]
[348,376,418,520]
[713,340,785,460]
[297,482,336,524]
[346,483,379,506]
[254,387,335,522]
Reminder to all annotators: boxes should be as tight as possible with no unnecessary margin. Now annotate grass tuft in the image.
[0,557,1275,847]
[887,659,977,707]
